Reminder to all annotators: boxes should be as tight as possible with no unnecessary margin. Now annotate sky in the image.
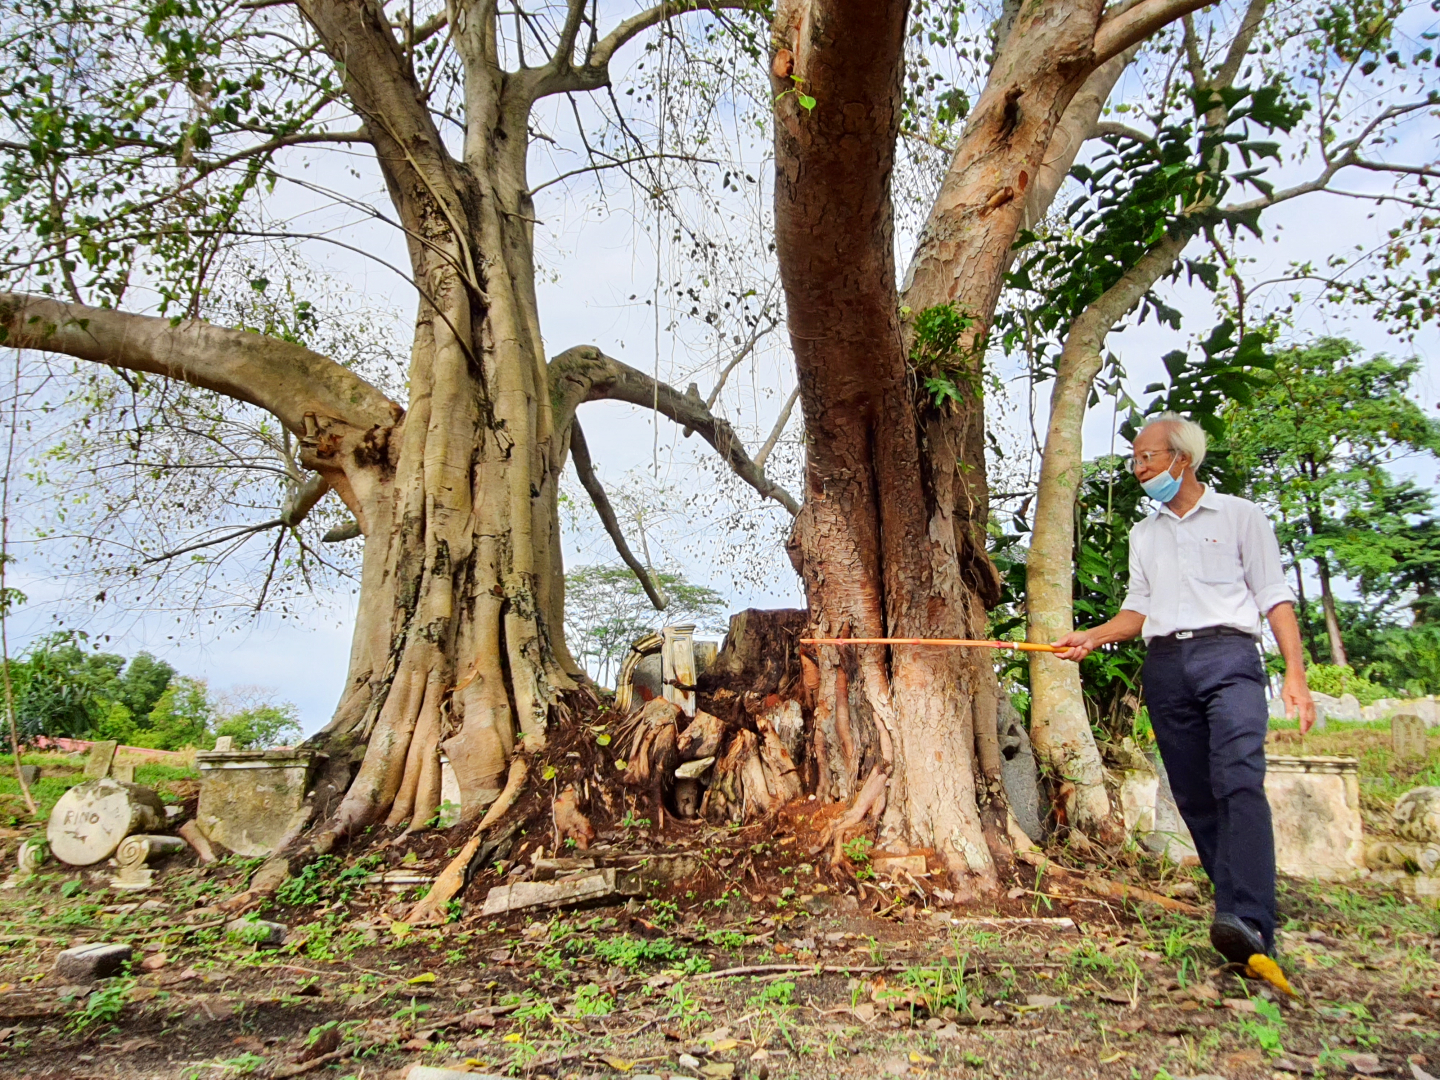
[3,0,1437,733]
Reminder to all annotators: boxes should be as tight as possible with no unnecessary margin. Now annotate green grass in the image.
[0,751,198,823]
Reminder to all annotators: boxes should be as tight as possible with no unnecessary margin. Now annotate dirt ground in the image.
[0,824,1435,1080]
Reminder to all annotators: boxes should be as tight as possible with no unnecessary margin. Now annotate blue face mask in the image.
[1141,462,1183,503]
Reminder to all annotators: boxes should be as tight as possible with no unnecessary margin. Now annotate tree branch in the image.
[0,293,401,438]
[1093,0,1218,66]
[754,385,800,471]
[569,421,667,610]
[1091,120,1156,145]
[549,345,800,516]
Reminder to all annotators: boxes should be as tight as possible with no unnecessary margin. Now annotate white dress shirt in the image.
[1122,486,1295,643]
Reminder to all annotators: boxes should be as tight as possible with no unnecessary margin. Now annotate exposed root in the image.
[620,697,681,829]
[553,785,595,849]
[833,665,856,786]
[676,711,724,761]
[822,764,888,865]
[406,754,529,926]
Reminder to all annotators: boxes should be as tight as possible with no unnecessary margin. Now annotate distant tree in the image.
[564,565,728,687]
[112,653,177,722]
[118,677,214,750]
[1226,340,1440,666]
[12,633,124,740]
[213,687,303,748]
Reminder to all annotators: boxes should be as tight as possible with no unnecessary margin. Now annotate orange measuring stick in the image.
[800,637,1061,653]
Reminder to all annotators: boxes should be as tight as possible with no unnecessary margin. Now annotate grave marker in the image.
[1393,714,1428,762]
[82,740,118,780]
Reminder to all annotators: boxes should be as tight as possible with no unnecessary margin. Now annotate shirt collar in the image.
[1157,484,1217,521]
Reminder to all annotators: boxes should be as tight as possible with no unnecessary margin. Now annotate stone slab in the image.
[18,765,39,786]
[111,759,135,783]
[482,869,634,915]
[532,857,596,881]
[872,854,928,878]
[675,755,716,779]
[83,741,118,780]
[1393,714,1428,762]
[405,1067,511,1080]
[1266,755,1366,881]
[46,780,165,866]
[226,917,288,948]
[194,749,323,857]
[998,697,1045,843]
[55,943,132,982]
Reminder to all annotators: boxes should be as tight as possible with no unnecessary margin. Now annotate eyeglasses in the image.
[1124,449,1178,474]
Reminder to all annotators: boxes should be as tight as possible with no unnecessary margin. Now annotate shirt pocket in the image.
[1196,536,1241,584]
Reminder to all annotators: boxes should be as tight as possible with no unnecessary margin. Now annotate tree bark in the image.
[1315,554,1349,666]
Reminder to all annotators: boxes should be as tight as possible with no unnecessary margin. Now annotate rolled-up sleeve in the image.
[1121,521,1151,615]
[1240,504,1295,614]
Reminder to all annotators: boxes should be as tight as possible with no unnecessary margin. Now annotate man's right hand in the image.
[1053,630,1100,662]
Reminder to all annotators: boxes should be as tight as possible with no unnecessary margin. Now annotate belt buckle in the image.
[1175,630,1194,640]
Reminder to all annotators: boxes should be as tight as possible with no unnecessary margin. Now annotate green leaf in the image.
[595,733,611,746]
[797,93,816,111]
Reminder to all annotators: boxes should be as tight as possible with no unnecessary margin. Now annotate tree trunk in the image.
[1315,554,1348,666]
[1026,234,1189,841]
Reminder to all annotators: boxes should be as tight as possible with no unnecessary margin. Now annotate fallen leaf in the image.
[116,1037,157,1053]
[852,1003,876,1023]
[1025,994,1062,1008]
[701,1066,735,1079]
[1393,1012,1424,1025]
[1413,1063,1439,1080]
[502,1032,523,1043]
[710,1038,739,1052]
[596,733,611,746]
[910,1051,936,1065]
[1247,953,1298,998]
[1096,991,1133,1005]
[1098,1051,1128,1064]
[406,973,436,985]
[401,1037,432,1051]
[1273,1058,1317,1076]
[389,921,411,939]
[601,1055,633,1072]
[1223,997,1258,1013]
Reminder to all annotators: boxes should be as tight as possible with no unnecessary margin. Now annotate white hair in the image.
[1141,412,1208,469]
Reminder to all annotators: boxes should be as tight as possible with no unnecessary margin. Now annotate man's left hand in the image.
[1282,672,1316,735]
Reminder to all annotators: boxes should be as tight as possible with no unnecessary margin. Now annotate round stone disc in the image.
[46,779,163,866]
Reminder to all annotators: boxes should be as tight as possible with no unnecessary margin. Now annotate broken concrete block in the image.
[226,917,288,948]
[675,755,716,779]
[1266,755,1366,881]
[55,943,132,981]
[110,759,135,783]
[1393,714,1428,763]
[481,868,637,915]
[112,834,188,891]
[212,736,234,752]
[1395,786,1440,845]
[177,820,217,864]
[194,747,324,857]
[82,741,118,780]
[532,857,596,880]
[18,764,39,786]
[46,779,165,866]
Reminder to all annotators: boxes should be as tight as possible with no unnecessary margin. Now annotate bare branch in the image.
[1091,120,1156,145]
[570,421,667,610]
[550,345,800,516]
[1093,0,1218,66]
[0,293,400,437]
[705,312,776,409]
[754,385,800,471]
[141,519,284,564]
[528,151,722,195]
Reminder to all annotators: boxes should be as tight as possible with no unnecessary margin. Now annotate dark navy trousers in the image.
[1141,633,1275,949]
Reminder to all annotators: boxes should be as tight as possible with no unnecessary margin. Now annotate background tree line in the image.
[10,633,302,750]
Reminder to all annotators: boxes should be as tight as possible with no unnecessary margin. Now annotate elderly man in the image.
[1054,412,1316,964]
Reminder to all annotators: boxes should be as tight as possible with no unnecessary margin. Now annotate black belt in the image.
[1154,626,1255,643]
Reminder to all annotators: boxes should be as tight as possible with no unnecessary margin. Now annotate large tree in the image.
[0,0,1267,898]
